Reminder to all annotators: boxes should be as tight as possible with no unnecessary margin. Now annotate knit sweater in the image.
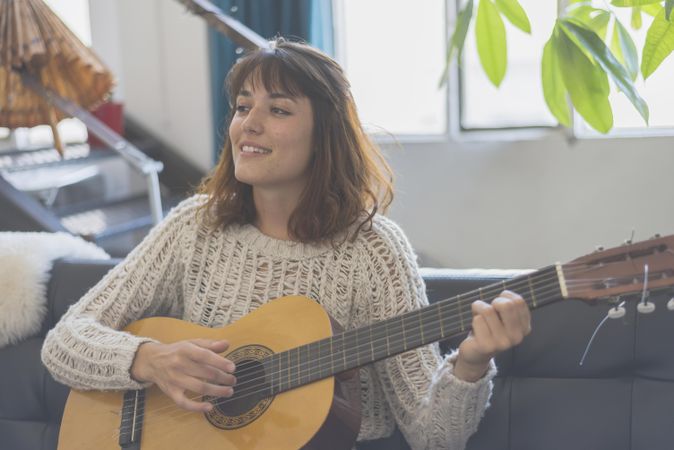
[42,195,496,449]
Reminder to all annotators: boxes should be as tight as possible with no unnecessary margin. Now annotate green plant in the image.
[442,0,674,133]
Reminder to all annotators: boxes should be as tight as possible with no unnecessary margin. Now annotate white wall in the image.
[89,1,674,269]
[89,0,214,172]
[384,135,674,269]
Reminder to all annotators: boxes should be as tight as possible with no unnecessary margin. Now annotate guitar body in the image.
[57,296,362,450]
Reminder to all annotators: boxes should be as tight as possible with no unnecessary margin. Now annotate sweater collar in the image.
[232,223,334,259]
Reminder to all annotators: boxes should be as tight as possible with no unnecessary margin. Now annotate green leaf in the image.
[542,35,572,127]
[611,0,663,6]
[642,4,664,16]
[642,8,674,79]
[589,11,611,39]
[555,23,613,133]
[666,0,673,20]
[632,6,643,29]
[561,20,648,123]
[568,6,611,39]
[439,0,474,87]
[611,19,639,81]
[476,0,507,87]
[495,0,531,33]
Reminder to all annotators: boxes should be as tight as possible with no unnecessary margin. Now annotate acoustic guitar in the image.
[57,234,674,449]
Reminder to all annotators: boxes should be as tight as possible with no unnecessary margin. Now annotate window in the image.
[335,0,448,137]
[336,0,673,140]
[459,0,558,130]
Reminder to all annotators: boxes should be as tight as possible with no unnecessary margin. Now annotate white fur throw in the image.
[0,232,110,348]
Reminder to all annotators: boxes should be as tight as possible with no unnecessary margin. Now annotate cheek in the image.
[229,117,241,140]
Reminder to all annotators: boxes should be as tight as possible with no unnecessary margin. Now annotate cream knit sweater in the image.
[42,195,495,450]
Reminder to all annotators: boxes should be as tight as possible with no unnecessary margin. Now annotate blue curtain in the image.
[208,0,334,163]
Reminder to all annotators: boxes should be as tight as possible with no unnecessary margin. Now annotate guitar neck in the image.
[265,264,565,395]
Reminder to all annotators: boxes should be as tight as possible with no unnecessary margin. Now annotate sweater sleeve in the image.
[355,217,496,450]
[41,196,202,391]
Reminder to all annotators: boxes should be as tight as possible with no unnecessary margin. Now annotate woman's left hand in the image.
[454,290,531,382]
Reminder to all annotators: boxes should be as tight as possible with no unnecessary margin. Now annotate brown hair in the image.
[198,37,393,244]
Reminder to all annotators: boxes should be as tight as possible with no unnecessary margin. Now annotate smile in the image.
[241,145,272,154]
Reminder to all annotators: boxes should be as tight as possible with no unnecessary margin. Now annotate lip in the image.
[238,141,272,152]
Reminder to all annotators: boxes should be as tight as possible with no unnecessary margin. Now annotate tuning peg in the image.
[637,301,656,314]
[595,245,605,252]
[667,297,674,311]
[608,305,626,319]
[650,234,662,240]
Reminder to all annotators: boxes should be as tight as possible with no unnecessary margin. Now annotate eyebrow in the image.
[238,89,297,102]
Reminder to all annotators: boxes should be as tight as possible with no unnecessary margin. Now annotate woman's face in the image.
[229,78,315,198]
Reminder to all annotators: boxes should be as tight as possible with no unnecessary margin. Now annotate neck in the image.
[252,188,301,241]
[262,265,565,396]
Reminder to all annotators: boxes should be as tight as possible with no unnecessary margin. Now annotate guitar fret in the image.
[417,310,425,343]
[457,293,466,332]
[295,347,300,386]
[528,275,538,307]
[369,323,375,361]
[341,333,347,371]
[354,328,360,367]
[437,302,445,338]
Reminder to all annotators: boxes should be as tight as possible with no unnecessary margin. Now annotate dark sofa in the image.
[1,258,673,450]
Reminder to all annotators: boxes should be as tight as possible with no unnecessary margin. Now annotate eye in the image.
[271,107,290,116]
[235,104,250,113]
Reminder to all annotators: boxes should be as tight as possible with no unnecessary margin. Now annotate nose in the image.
[241,106,263,135]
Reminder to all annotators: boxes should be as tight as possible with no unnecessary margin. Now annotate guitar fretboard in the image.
[263,265,563,395]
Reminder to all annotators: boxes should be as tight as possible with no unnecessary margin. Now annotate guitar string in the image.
[115,275,658,443]
[115,268,565,423]
[115,261,651,428]
[116,277,608,440]
[115,262,654,429]
[120,257,662,420]
[114,265,630,432]
[119,252,673,429]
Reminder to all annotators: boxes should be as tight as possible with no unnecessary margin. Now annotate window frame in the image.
[322,0,674,144]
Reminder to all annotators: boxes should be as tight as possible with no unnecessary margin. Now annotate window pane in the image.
[338,0,447,135]
[461,0,557,129]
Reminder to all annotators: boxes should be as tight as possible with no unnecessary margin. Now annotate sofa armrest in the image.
[41,257,122,336]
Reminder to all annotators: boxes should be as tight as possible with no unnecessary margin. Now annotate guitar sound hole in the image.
[216,359,271,416]
[203,345,275,430]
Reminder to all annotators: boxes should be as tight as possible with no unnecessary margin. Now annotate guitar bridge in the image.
[119,389,145,449]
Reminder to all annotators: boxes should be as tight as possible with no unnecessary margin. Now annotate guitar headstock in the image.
[563,234,674,302]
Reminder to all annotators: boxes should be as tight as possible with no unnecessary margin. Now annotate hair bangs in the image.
[227,50,307,106]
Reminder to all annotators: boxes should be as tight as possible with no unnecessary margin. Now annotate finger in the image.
[190,339,231,353]
[518,301,532,335]
[168,387,215,413]
[471,314,496,355]
[491,297,526,344]
[187,345,236,374]
[500,291,532,335]
[180,375,235,399]
[183,364,237,386]
[472,300,510,350]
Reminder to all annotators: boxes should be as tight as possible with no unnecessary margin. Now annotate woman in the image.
[42,38,531,449]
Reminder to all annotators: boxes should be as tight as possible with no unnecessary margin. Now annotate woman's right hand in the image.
[130,339,237,412]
